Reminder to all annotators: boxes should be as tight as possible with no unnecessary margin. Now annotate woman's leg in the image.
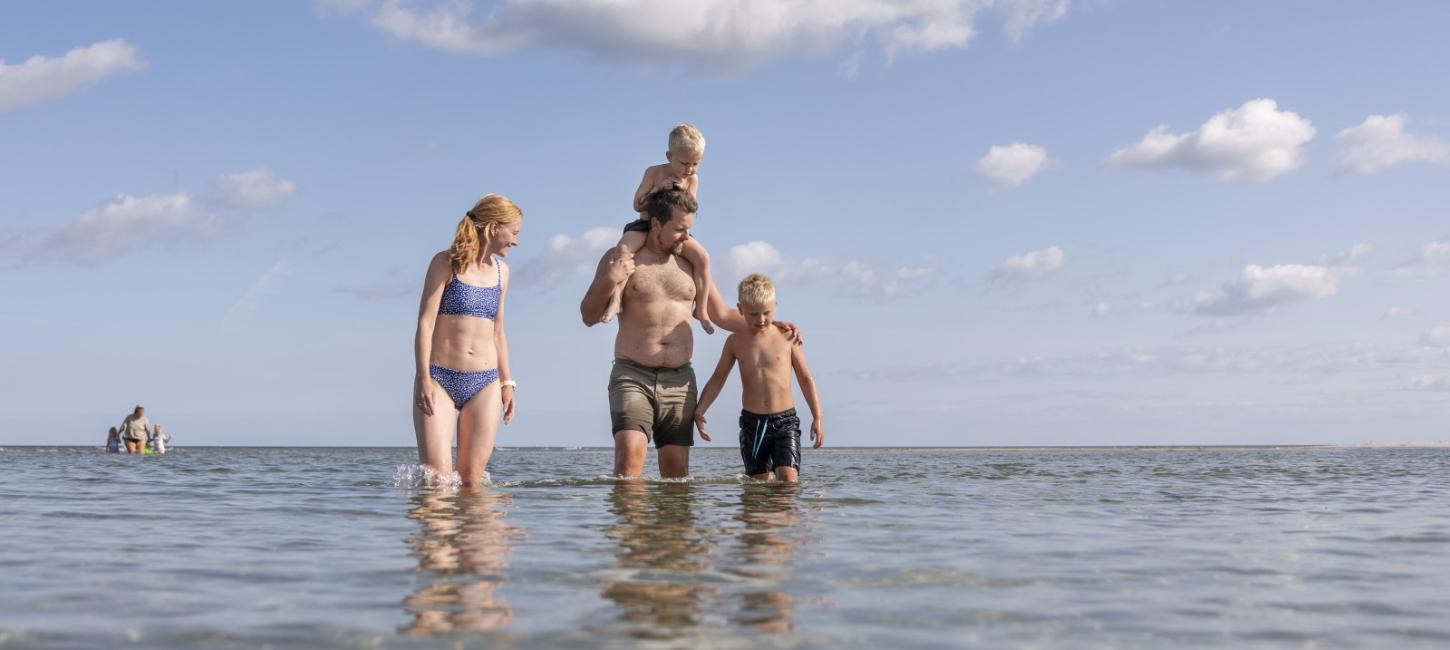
[456,382,503,487]
[413,373,459,481]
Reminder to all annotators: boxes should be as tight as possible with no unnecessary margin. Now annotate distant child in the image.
[149,425,170,455]
[105,427,121,453]
[600,123,716,333]
[694,274,823,482]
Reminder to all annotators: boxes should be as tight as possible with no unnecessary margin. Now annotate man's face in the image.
[739,299,776,331]
[652,209,694,254]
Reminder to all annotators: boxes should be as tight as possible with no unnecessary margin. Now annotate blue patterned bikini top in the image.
[438,260,501,320]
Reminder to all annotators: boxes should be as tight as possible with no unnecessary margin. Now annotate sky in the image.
[2,1,1448,447]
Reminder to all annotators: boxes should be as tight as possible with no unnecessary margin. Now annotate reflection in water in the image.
[401,489,520,635]
[731,482,802,633]
[603,481,717,638]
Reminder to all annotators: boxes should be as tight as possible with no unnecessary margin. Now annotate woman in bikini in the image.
[414,194,522,487]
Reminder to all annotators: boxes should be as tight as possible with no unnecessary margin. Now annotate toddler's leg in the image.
[681,238,714,334]
[601,230,647,323]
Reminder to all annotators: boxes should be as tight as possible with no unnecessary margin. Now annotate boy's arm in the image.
[790,343,825,448]
[632,166,659,213]
[693,339,737,441]
[581,249,634,325]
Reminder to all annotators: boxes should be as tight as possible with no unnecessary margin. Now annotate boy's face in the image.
[738,299,776,331]
[665,147,702,179]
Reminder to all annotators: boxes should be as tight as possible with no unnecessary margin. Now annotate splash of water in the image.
[392,463,481,488]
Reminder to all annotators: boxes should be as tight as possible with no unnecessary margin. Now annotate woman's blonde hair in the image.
[450,193,522,274]
[737,273,776,307]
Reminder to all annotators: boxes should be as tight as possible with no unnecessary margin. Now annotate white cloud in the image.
[1403,374,1450,392]
[726,241,926,298]
[1390,240,1450,276]
[974,142,1049,188]
[212,167,299,208]
[324,0,1067,72]
[1336,114,1450,175]
[1107,99,1316,183]
[1002,0,1068,41]
[1382,307,1413,320]
[1420,326,1450,349]
[512,226,618,288]
[40,193,223,264]
[225,261,293,324]
[1192,264,1351,316]
[990,245,1065,283]
[0,40,146,111]
[1319,242,1373,266]
[1089,301,1110,318]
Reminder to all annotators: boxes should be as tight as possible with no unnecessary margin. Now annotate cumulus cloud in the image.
[1336,114,1450,175]
[726,241,927,298]
[1319,242,1373,266]
[990,245,1065,284]
[1002,0,1068,41]
[1192,264,1352,316]
[1390,239,1450,276]
[1420,326,1450,349]
[1088,301,1110,318]
[974,142,1049,188]
[1107,99,1316,183]
[323,0,1068,72]
[39,193,223,264]
[0,40,146,111]
[511,226,618,288]
[212,167,299,208]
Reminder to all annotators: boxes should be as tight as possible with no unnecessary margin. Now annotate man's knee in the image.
[613,429,648,476]
[657,444,690,478]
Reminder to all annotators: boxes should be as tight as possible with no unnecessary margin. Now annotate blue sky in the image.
[2,1,1448,447]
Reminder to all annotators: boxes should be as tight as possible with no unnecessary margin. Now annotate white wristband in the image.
[501,380,517,390]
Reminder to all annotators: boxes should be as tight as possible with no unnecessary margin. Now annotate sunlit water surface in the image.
[2,446,1449,648]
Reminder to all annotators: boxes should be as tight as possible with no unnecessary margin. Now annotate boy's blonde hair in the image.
[737,273,776,307]
[668,123,706,153]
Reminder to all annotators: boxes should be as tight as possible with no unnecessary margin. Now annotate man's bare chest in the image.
[627,259,694,301]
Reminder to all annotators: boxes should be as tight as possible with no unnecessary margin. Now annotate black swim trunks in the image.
[738,408,801,476]
[622,218,650,234]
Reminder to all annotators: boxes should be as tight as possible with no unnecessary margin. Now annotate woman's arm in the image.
[413,252,451,415]
[494,260,515,424]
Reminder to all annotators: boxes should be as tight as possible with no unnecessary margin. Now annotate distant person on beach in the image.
[149,425,170,455]
[695,274,823,482]
[413,194,521,487]
[598,124,716,334]
[581,189,796,478]
[118,405,151,454]
[105,427,121,453]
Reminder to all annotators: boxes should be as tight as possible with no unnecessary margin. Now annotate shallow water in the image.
[2,446,1449,648]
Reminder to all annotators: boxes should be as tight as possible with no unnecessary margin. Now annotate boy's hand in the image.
[772,320,803,345]
[652,177,684,194]
[810,420,824,448]
[693,410,711,442]
[607,249,635,285]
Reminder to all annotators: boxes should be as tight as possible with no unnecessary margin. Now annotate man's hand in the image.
[810,419,824,448]
[694,410,712,442]
[607,248,636,285]
[772,320,803,345]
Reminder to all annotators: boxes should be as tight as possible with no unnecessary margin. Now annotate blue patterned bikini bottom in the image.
[429,365,500,410]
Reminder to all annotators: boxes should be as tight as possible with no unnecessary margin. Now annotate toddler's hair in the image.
[669,123,706,153]
[738,273,776,307]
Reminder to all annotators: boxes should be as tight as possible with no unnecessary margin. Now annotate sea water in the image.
[2,446,1449,648]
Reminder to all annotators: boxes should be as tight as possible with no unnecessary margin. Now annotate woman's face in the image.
[488,221,522,257]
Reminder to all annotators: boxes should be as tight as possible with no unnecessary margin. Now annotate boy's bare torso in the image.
[614,248,697,367]
[635,164,699,213]
[730,329,796,413]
